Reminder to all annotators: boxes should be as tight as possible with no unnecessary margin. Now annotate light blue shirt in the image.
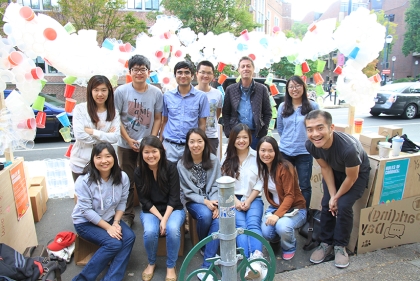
[237,82,255,130]
[277,100,319,156]
[163,85,210,143]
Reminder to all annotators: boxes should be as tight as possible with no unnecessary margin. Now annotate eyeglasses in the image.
[131,68,148,74]
[198,71,213,76]
[288,84,303,90]
[176,70,192,76]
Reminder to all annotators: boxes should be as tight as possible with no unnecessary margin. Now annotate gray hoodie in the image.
[72,172,129,225]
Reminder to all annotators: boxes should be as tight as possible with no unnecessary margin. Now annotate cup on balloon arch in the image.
[301,61,310,73]
[102,38,115,50]
[313,72,324,85]
[64,84,76,98]
[63,76,77,85]
[31,67,44,80]
[126,74,132,83]
[43,28,57,41]
[35,111,47,128]
[56,112,71,127]
[333,66,343,75]
[64,144,74,158]
[217,62,226,72]
[241,29,250,41]
[59,127,72,143]
[17,118,36,129]
[270,84,279,96]
[32,96,46,111]
[64,22,76,34]
[19,6,35,21]
[65,98,77,113]
[8,51,24,67]
[218,74,228,85]
[150,72,159,83]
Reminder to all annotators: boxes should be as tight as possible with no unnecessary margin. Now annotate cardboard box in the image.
[0,158,38,253]
[378,125,403,138]
[334,123,351,134]
[29,176,48,202]
[359,133,386,155]
[28,186,47,222]
[74,235,100,265]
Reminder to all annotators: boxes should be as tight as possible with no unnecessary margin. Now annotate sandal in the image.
[142,265,155,281]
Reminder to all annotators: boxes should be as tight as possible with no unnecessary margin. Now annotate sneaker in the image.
[334,246,349,268]
[197,272,214,281]
[245,250,263,280]
[310,242,333,264]
[282,251,295,260]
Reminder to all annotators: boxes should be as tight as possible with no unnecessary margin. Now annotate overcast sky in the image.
[289,0,339,21]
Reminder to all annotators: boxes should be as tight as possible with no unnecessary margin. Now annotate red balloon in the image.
[163,77,170,84]
[273,26,280,34]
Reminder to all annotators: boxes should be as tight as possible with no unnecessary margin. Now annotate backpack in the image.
[0,243,41,281]
[298,209,321,251]
[23,245,66,281]
[388,134,420,153]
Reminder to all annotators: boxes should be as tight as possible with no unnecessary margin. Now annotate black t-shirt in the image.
[305,131,370,173]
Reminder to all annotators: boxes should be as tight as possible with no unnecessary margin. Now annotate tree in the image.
[374,10,397,62]
[0,0,10,37]
[49,0,147,44]
[402,0,420,56]
[160,0,261,35]
[291,22,309,40]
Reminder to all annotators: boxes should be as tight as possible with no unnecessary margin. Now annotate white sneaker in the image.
[245,250,263,280]
[197,272,214,281]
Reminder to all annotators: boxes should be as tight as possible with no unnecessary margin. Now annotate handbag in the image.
[298,208,321,251]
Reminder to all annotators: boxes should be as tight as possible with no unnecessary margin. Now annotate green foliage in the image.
[393,77,417,83]
[373,10,397,61]
[362,59,379,77]
[402,0,420,56]
[0,0,10,37]
[291,22,309,40]
[161,0,261,35]
[52,0,147,44]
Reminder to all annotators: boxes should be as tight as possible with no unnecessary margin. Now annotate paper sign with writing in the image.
[379,159,409,204]
[9,161,29,220]
[358,196,420,254]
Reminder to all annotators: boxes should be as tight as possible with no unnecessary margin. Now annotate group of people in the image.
[69,54,370,281]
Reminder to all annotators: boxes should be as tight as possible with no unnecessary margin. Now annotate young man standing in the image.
[195,60,223,155]
[222,56,272,149]
[305,110,370,268]
[114,55,163,227]
[161,60,210,162]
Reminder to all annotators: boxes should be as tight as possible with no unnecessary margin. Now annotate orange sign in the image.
[9,162,29,221]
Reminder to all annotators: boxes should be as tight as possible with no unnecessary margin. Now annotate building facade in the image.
[249,0,291,34]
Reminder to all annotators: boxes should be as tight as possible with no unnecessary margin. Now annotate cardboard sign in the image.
[357,196,420,254]
[9,161,29,220]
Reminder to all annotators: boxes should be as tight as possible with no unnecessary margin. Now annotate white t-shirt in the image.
[267,175,279,205]
[203,87,223,139]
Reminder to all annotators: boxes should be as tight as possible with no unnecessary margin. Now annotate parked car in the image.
[4,90,72,138]
[370,82,420,119]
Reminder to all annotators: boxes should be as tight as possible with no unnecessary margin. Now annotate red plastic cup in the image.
[119,43,132,52]
[249,54,256,60]
[333,66,343,75]
[126,74,133,83]
[309,23,317,32]
[65,98,77,113]
[354,118,364,133]
[313,72,324,85]
[35,111,46,129]
[18,118,36,129]
[8,51,24,66]
[64,84,76,98]
[20,6,35,21]
[160,57,167,64]
[164,31,171,39]
[31,67,44,80]
[43,28,57,41]
[218,74,228,84]
[241,29,250,41]
[64,144,74,158]
[301,75,307,83]
[369,73,382,83]
[301,61,310,73]
[270,84,279,96]
[217,62,226,72]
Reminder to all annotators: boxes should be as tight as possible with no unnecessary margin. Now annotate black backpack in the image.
[0,243,41,281]
[388,134,420,153]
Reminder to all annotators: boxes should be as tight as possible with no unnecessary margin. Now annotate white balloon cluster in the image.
[0,3,386,154]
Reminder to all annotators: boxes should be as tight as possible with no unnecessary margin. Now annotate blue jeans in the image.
[186,202,220,268]
[72,220,135,281]
[235,196,264,258]
[281,153,313,209]
[140,209,185,268]
[250,131,261,150]
[261,206,307,254]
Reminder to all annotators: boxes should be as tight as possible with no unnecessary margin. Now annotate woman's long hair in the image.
[87,142,122,186]
[282,75,313,118]
[137,136,168,196]
[182,128,213,170]
[221,123,252,179]
[256,136,289,184]
[86,75,116,124]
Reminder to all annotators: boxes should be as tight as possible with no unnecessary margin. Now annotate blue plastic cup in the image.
[348,47,360,59]
[150,72,159,83]
[56,112,71,127]
[102,38,114,50]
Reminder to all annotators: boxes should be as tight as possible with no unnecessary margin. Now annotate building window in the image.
[20,0,58,10]
[34,57,59,75]
[145,0,159,10]
[274,16,279,27]
[126,0,142,9]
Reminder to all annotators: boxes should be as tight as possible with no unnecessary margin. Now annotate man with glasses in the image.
[222,56,272,149]
[195,60,223,155]
[114,54,163,227]
[161,60,210,162]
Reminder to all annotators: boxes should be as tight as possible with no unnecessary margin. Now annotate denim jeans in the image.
[235,196,264,258]
[281,153,313,209]
[72,220,135,281]
[261,206,307,254]
[140,209,185,268]
[320,170,368,246]
[250,131,261,150]
[186,202,220,268]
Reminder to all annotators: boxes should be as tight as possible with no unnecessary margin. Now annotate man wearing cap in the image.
[222,56,272,149]
[160,60,210,162]
[304,110,370,268]
[114,55,163,227]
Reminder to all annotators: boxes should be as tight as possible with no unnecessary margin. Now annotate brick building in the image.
[249,0,292,34]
